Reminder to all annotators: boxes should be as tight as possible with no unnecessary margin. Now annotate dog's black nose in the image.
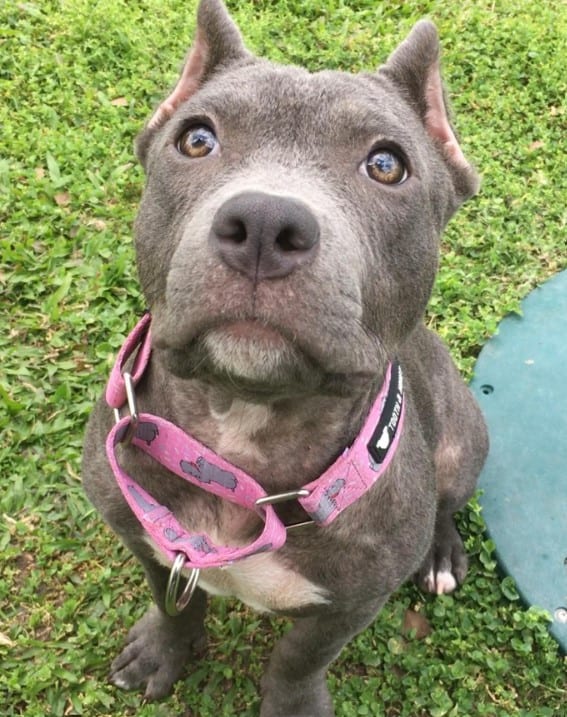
[210,191,320,281]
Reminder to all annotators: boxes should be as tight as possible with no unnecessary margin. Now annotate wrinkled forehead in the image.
[172,61,424,150]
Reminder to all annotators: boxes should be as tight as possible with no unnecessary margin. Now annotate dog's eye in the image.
[177,125,218,158]
[365,149,407,185]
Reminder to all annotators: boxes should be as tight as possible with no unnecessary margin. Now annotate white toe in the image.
[424,568,436,593]
[435,569,457,594]
[111,675,130,690]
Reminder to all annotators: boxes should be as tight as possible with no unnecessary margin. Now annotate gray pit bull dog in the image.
[83,0,489,714]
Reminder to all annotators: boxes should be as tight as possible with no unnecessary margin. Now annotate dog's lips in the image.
[201,319,301,378]
[212,319,289,347]
[153,315,291,352]
[153,314,329,396]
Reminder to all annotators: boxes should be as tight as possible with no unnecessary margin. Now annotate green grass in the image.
[1,0,566,715]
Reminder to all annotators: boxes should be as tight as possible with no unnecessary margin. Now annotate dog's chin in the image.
[163,322,324,400]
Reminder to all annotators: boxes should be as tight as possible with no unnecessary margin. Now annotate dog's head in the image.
[134,0,478,399]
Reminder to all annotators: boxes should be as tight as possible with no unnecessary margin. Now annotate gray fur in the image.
[83,1,488,714]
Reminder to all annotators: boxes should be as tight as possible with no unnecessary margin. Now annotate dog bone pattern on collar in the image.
[104,315,405,569]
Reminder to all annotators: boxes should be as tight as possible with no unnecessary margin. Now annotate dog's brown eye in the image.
[177,126,218,158]
[365,149,407,185]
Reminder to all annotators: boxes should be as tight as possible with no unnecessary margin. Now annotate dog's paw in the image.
[419,565,460,595]
[415,517,468,595]
[109,606,206,700]
[260,676,334,717]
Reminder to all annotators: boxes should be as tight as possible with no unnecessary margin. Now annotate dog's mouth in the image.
[156,318,325,399]
[202,320,301,380]
[211,319,289,348]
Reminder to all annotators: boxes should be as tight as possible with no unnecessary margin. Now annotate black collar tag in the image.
[367,360,404,467]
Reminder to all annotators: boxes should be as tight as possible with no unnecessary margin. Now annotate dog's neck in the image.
[108,313,389,494]
[208,398,274,466]
[106,316,405,573]
[149,360,379,493]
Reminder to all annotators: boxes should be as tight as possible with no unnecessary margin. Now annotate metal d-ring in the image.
[122,372,139,444]
[113,371,140,445]
[165,553,200,617]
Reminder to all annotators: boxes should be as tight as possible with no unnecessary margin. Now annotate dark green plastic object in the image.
[470,270,567,651]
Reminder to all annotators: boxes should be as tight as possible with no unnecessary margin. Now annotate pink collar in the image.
[105,314,405,572]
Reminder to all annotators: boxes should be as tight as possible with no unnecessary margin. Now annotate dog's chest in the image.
[148,537,329,613]
[195,553,329,612]
[148,400,330,612]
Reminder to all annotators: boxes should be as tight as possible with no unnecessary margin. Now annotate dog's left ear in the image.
[380,21,479,199]
[137,0,251,163]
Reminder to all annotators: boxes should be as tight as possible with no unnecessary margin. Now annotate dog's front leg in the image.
[109,552,208,701]
[260,603,384,717]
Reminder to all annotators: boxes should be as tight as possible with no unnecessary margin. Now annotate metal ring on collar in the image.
[122,372,139,444]
[113,372,140,445]
[165,553,200,617]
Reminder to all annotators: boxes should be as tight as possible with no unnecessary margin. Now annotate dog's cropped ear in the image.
[136,0,250,163]
[380,21,479,199]
[148,0,249,130]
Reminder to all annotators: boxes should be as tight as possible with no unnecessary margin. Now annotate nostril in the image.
[215,218,247,244]
[276,227,298,253]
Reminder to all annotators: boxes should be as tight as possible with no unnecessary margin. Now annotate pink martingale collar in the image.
[105,314,405,589]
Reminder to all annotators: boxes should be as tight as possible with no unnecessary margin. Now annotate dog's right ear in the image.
[379,21,479,201]
[136,0,250,165]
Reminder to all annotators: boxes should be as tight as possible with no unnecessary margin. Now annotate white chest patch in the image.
[148,539,329,613]
[196,552,330,612]
[211,399,272,464]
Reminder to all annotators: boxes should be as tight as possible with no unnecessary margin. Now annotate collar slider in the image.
[255,489,311,508]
